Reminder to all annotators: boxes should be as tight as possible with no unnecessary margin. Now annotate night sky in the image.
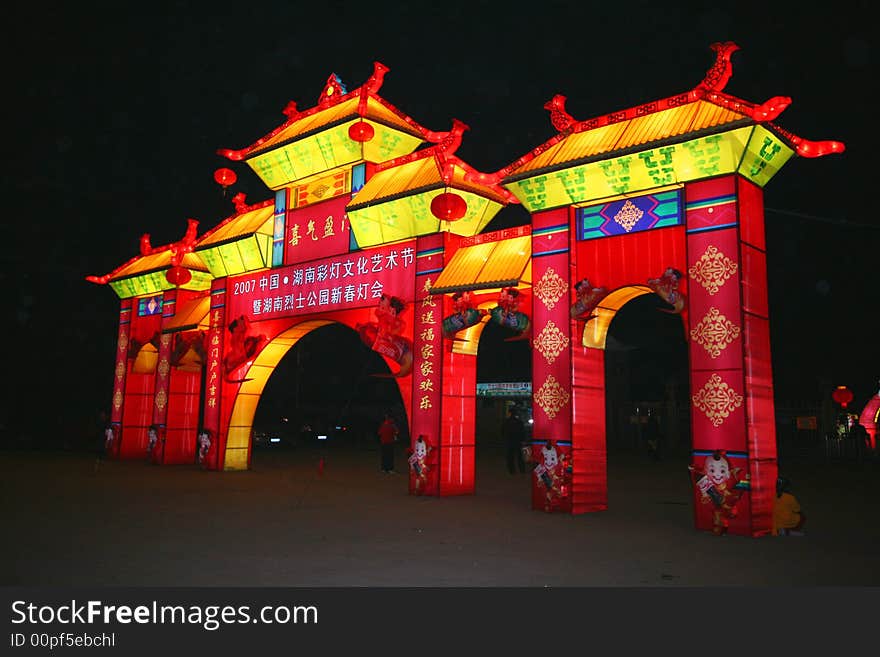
[4,2,877,444]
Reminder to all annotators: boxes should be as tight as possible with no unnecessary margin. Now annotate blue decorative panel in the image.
[137,295,163,316]
[577,189,682,240]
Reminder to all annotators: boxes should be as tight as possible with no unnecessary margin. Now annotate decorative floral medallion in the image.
[690,307,741,358]
[534,267,567,310]
[688,245,738,295]
[158,358,170,378]
[613,200,644,232]
[118,333,127,353]
[692,373,743,427]
[535,374,570,420]
[161,334,172,348]
[115,361,126,381]
[155,389,167,412]
[534,321,569,364]
[113,390,123,411]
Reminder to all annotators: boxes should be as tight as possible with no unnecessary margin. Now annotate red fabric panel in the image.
[440,393,475,448]
[737,177,766,251]
[743,314,777,462]
[685,175,736,204]
[570,448,607,513]
[437,445,474,496]
[570,344,604,452]
[748,458,777,537]
[741,245,769,318]
[531,207,568,231]
[440,350,475,494]
[575,226,687,293]
[570,346,607,513]
[130,311,161,350]
[164,369,200,464]
[121,373,154,459]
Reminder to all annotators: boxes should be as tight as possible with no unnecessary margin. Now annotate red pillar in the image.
[685,175,776,536]
[107,299,132,459]
[149,289,176,464]
[410,234,445,495]
[530,207,574,512]
[202,279,227,470]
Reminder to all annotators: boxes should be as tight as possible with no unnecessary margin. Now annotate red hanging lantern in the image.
[348,120,374,142]
[431,192,467,221]
[832,385,853,408]
[166,265,192,287]
[213,167,237,189]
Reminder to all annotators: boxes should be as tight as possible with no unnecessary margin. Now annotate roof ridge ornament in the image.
[139,218,199,264]
[424,118,469,157]
[231,192,250,214]
[363,61,390,95]
[282,101,299,120]
[544,94,577,132]
[318,73,347,108]
[694,41,740,96]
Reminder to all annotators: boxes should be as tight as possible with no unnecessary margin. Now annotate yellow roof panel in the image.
[506,100,749,178]
[163,295,211,332]
[350,155,440,207]
[429,235,532,294]
[245,95,423,158]
[253,97,360,153]
[108,250,209,281]
[350,153,508,209]
[196,205,274,248]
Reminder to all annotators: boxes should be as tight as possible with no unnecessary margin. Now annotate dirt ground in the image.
[3,443,879,587]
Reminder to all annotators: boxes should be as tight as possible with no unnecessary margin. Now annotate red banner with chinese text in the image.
[284,195,352,265]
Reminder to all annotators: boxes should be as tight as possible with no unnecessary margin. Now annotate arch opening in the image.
[225,319,407,470]
[603,291,690,463]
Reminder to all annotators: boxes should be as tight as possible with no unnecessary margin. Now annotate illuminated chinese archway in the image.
[89,45,843,537]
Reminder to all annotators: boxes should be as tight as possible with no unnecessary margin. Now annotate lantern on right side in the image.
[832,385,853,409]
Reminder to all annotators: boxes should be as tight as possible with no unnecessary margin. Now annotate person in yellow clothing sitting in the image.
[773,477,806,536]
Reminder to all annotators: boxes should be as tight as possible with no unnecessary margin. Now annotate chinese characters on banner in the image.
[284,195,352,265]
[410,275,442,496]
[203,281,227,469]
[227,241,417,321]
[415,279,440,414]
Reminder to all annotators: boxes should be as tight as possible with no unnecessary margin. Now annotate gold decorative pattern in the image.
[690,307,741,358]
[688,245,738,295]
[534,267,567,310]
[115,361,125,381]
[161,334,172,347]
[534,321,569,364]
[613,200,644,232]
[113,390,123,410]
[155,389,167,412]
[534,374,570,420]
[158,358,170,378]
[118,333,127,353]
[692,373,743,427]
